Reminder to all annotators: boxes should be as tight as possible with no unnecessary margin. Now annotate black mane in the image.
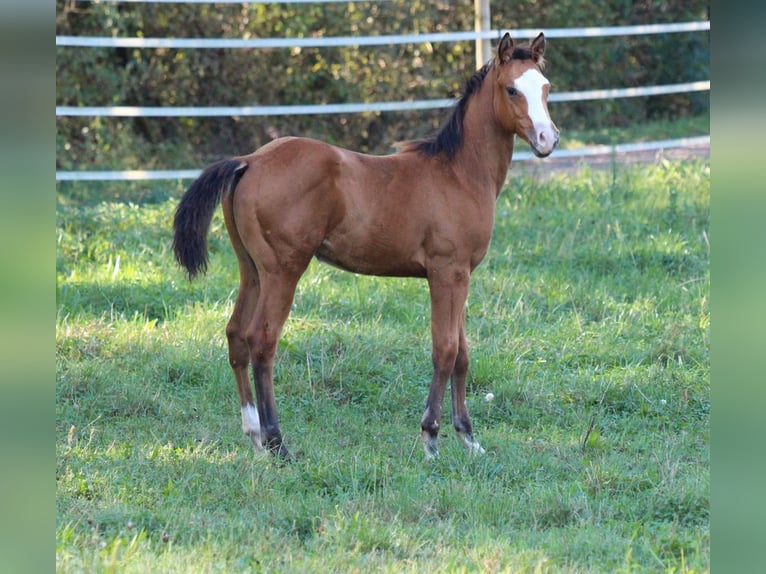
[405,45,538,160]
[404,63,492,160]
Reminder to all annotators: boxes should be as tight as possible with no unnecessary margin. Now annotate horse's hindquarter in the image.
[230,138,344,273]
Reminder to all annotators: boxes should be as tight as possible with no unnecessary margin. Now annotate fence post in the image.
[474,0,491,69]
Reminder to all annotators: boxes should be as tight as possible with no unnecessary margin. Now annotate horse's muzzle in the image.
[530,137,559,158]
[528,125,560,158]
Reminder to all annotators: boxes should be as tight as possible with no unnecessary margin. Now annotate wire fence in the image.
[56,21,710,49]
[54,135,711,182]
[56,14,710,181]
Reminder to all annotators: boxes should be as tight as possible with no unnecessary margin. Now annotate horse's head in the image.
[492,32,559,158]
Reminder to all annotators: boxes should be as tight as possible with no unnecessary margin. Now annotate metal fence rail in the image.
[56,81,710,118]
[56,10,710,182]
[56,21,710,49]
[55,136,710,181]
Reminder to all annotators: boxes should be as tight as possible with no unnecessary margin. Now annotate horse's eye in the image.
[506,87,518,97]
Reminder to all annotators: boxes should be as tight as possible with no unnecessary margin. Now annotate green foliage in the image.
[57,160,709,571]
[56,0,709,172]
[500,0,710,129]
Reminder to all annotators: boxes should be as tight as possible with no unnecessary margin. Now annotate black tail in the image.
[172,158,248,279]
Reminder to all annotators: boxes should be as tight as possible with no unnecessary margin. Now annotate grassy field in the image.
[56,157,709,572]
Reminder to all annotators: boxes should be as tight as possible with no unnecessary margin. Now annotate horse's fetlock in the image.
[453,418,473,435]
[420,415,440,434]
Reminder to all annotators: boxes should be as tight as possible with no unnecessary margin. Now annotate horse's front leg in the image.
[421,268,470,458]
[450,316,485,454]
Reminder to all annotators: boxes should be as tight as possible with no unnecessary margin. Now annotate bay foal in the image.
[173,33,559,458]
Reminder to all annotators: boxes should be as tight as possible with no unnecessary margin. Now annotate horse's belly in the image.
[314,237,427,278]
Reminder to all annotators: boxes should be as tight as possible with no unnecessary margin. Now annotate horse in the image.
[172,32,559,459]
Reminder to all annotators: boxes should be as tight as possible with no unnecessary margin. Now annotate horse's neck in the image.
[455,83,515,199]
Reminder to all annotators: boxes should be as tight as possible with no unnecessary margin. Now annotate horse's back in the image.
[250,135,339,157]
[236,136,415,213]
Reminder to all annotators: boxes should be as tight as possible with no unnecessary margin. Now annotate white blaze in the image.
[514,68,551,127]
[514,68,557,153]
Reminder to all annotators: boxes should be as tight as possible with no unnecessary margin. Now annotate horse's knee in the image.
[453,345,469,376]
[432,340,459,376]
[226,319,241,341]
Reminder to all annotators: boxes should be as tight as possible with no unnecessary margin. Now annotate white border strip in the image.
[56,136,709,181]
[56,82,709,117]
[56,21,710,49]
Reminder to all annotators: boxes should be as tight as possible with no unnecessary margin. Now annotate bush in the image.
[55,0,709,170]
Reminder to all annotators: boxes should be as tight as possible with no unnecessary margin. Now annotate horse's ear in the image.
[497,33,514,64]
[530,32,546,62]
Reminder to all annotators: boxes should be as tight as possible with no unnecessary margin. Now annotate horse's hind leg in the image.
[222,188,266,452]
[246,270,305,459]
[451,317,485,454]
[226,270,265,452]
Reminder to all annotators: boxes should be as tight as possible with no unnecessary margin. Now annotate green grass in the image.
[56,159,709,572]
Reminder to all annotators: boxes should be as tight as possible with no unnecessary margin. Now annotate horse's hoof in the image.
[247,431,268,455]
[459,432,486,455]
[422,430,439,459]
[266,439,294,462]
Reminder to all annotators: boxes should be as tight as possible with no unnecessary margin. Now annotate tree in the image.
[56,0,709,172]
